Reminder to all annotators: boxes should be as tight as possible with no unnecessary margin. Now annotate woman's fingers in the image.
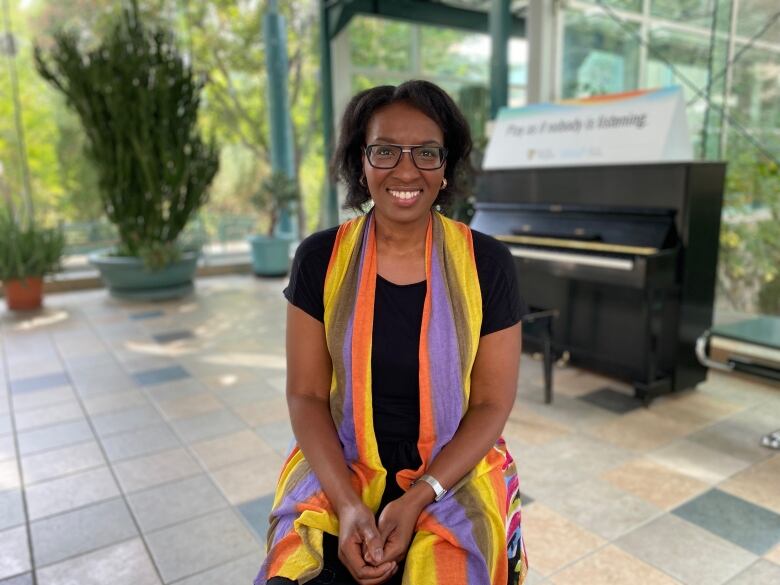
[355,561,398,585]
[360,522,385,563]
[339,538,394,581]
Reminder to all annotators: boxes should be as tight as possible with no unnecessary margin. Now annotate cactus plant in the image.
[34,1,219,264]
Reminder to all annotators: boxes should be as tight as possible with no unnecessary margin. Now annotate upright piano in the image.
[471,162,726,403]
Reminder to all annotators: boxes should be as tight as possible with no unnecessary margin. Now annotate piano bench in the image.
[521,309,559,404]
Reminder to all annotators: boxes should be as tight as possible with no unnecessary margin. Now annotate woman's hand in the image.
[338,502,398,585]
[375,492,427,565]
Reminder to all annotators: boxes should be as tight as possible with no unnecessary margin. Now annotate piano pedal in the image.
[556,350,570,367]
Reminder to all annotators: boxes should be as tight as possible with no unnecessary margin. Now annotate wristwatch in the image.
[413,473,447,502]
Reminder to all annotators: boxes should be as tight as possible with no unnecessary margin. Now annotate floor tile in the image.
[100,424,180,462]
[217,383,279,407]
[254,421,295,458]
[725,560,780,585]
[132,366,191,387]
[545,478,661,539]
[672,489,780,555]
[192,429,277,471]
[9,373,70,395]
[719,455,780,515]
[30,498,137,568]
[0,573,32,585]
[0,525,30,579]
[91,405,164,438]
[687,417,777,465]
[0,460,20,490]
[765,541,780,565]
[503,407,571,446]
[25,466,119,521]
[72,371,138,398]
[144,379,205,403]
[13,403,84,433]
[16,420,94,456]
[234,399,289,427]
[649,391,743,431]
[171,409,246,443]
[648,440,751,484]
[0,414,10,436]
[169,553,262,585]
[520,503,606,576]
[236,494,275,540]
[587,408,692,452]
[127,475,227,533]
[36,538,161,585]
[11,387,77,413]
[112,448,201,493]
[129,310,165,321]
[550,544,680,585]
[578,387,643,414]
[616,514,756,585]
[81,390,148,416]
[210,456,283,505]
[0,489,24,531]
[152,330,194,344]
[521,393,618,432]
[21,441,105,485]
[0,435,14,461]
[157,393,222,421]
[601,457,708,510]
[145,509,257,583]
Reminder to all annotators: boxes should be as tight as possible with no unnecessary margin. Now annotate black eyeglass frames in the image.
[364,144,448,170]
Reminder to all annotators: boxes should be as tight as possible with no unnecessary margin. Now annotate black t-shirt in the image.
[283,225,526,456]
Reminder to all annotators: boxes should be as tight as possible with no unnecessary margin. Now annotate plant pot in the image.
[89,250,199,301]
[249,235,293,277]
[4,277,44,311]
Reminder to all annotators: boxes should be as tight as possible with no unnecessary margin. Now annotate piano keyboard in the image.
[508,246,635,271]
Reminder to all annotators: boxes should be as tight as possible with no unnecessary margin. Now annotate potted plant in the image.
[34,2,219,300]
[248,171,298,276]
[0,207,65,311]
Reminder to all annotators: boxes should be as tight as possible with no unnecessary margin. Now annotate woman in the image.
[256,80,528,585]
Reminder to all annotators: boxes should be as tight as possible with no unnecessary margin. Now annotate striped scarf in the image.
[256,211,528,584]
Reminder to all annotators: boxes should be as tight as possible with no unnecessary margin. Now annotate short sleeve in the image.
[473,230,528,337]
[282,228,337,322]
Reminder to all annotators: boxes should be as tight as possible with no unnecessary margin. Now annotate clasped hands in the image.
[337,497,421,585]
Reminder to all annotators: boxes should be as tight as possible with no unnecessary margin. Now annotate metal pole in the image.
[319,0,339,227]
[489,0,510,118]
[264,0,297,237]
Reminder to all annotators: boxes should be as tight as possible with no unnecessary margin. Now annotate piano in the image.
[471,162,726,404]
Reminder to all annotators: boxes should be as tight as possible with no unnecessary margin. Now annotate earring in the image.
[441,178,448,190]
[359,174,367,187]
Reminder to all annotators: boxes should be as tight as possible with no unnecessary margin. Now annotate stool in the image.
[521,309,558,404]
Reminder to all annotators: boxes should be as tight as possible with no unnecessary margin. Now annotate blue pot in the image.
[248,235,292,277]
[89,250,199,300]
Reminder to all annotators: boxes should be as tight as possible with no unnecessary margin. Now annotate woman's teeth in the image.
[389,189,421,200]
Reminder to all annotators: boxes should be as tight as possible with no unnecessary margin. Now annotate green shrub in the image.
[0,208,65,281]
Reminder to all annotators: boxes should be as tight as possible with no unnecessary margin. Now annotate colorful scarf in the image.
[256,211,528,584]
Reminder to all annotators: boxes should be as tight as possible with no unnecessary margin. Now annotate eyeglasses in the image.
[365,144,448,170]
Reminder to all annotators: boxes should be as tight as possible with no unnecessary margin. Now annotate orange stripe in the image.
[418,511,469,583]
[351,220,376,461]
[268,532,303,576]
[417,218,435,463]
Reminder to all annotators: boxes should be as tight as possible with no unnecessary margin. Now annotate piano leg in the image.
[543,318,553,404]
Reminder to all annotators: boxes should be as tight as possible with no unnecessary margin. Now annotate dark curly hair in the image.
[331,80,473,213]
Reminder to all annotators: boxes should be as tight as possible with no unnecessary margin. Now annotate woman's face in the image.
[362,101,446,228]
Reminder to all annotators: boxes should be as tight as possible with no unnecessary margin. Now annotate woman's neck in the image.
[374,212,430,256]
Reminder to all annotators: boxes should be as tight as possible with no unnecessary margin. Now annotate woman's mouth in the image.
[388,188,422,201]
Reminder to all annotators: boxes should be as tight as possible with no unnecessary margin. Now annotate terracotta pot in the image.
[5,276,44,311]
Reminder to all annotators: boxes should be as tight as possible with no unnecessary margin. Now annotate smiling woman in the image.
[256,80,529,585]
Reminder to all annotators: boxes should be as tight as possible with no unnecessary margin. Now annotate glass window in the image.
[349,16,412,72]
[736,0,780,45]
[650,0,718,30]
[578,0,643,13]
[561,9,641,99]
[646,26,712,153]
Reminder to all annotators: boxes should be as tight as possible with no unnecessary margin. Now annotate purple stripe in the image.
[338,216,372,462]
[431,497,489,582]
[427,244,463,452]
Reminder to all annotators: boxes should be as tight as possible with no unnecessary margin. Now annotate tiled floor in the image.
[1,274,779,584]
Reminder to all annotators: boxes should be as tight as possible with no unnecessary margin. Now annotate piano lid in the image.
[471,202,678,254]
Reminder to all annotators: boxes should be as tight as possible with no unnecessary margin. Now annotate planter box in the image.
[248,235,292,277]
[89,251,199,300]
[4,277,44,311]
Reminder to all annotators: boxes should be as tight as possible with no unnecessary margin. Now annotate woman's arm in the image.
[286,304,396,583]
[378,322,522,559]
